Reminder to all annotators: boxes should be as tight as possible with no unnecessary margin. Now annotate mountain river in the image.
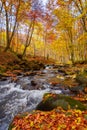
[0,66,70,130]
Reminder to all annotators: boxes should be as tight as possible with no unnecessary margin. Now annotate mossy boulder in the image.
[76,74,87,85]
[8,124,14,130]
[74,70,87,93]
[69,69,87,94]
[36,93,87,111]
[69,85,85,94]
[75,68,87,84]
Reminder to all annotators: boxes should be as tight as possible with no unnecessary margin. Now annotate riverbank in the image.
[0,51,54,81]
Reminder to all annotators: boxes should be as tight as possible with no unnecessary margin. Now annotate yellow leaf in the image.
[75,117,81,124]
[30,121,34,127]
[71,126,76,130]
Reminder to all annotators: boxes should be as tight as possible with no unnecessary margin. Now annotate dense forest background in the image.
[0,0,87,64]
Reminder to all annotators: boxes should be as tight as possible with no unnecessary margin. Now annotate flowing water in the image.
[0,66,69,130]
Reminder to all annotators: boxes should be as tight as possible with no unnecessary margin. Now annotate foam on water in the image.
[0,81,62,130]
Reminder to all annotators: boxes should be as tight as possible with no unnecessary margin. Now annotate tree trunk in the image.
[22,44,27,58]
[3,0,20,52]
[22,19,35,58]
[68,27,74,64]
[4,11,10,52]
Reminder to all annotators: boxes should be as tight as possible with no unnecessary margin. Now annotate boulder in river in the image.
[69,85,86,95]
[36,93,87,111]
[76,73,87,85]
[75,68,87,83]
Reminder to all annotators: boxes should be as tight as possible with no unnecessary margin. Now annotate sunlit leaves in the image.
[54,7,74,29]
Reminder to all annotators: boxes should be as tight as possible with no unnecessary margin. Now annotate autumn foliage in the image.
[9,109,87,130]
[0,0,87,63]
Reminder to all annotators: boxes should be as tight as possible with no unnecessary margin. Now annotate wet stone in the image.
[0,76,8,81]
[31,80,37,86]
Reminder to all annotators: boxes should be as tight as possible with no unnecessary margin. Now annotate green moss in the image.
[52,99,69,110]
[65,112,72,116]
[63,96,86,110]
[8,123,15,130]
[36,93,87,111]
[76,69,87,85]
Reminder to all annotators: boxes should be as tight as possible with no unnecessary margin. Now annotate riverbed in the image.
[0,66,71,130]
